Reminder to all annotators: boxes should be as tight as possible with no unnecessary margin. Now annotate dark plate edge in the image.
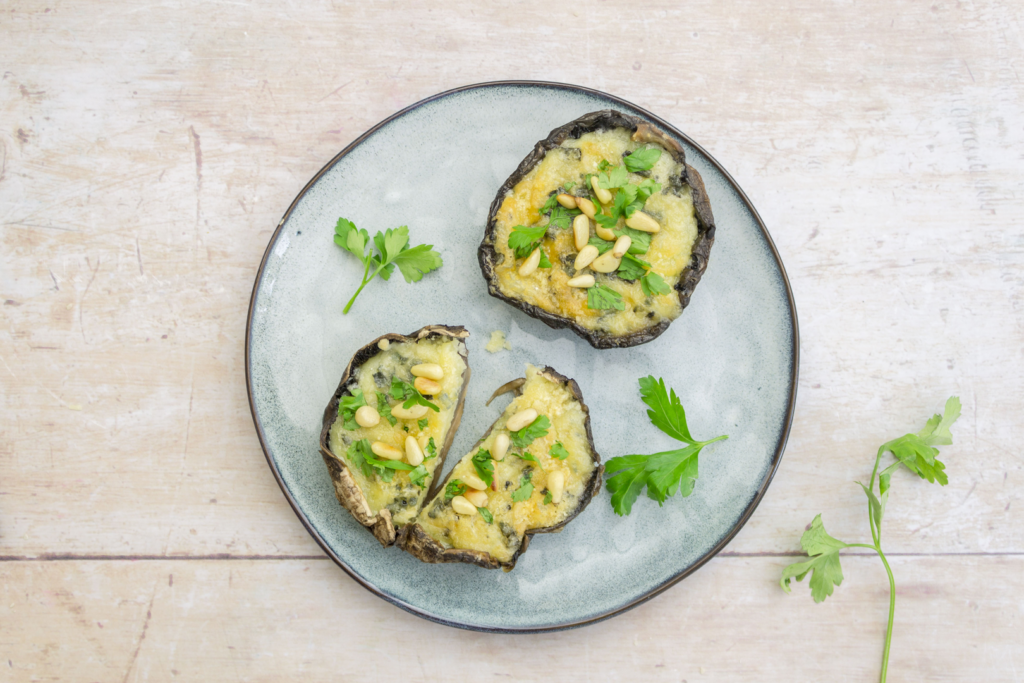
[244,80,800,634]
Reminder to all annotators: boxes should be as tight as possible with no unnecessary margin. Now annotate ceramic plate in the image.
[246,82,798,632]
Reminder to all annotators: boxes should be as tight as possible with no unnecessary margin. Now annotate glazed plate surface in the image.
[246,82,798,632]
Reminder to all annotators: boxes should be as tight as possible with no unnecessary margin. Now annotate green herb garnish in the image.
[444,479,467,501]
[424,437,437,460]
[511,473,534,502]
[513,450,541,466]
[781,397,960,683]
[587,283,625,311]
[588,236,614,254]
[616,253,650,281]
[598,165,629,189]
[377,392,397,426]
[624,147,662,172]
[543,490,553,505]
[477,507,494,524]
[508,224,548,259]
[409,465,430,489]
[604,376,728,515]
[390,377,439,413]
[510,415,550,449]
[339,388,367,430]
[333,218,443,314]
[417,418,429,430]
[548,204,581,230]
[550,442,569,460]
[612,226,651,254]
[641,271,671,296]
[472,449,495,488]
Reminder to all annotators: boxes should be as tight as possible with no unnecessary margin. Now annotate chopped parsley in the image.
[417,418,429,430]
[511,472,534,502]
[477,507,494,524]
[617,253,650,281]
[543,490,553,505]
[641,271,671,297]
[390,377,439,413]
[508,224,548,259]
[339,388,367,430]
[377,392,397,426]
[409,465,430,489]
[550,442,570,460]
[424,437,437,460]
[444,479,468,501]
[472,448,495,488]
[510,415,551,449]
[624,147,662,172]
[588,283,625,311]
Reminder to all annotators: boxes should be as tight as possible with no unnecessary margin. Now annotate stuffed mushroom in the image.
[479,110,716,348]
[319,325,470,546]
[397,364,602,570]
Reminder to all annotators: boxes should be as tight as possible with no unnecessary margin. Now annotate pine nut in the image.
[354,405,381,428]
[572,214,590,251]
[414,376,441,395]
[377,339,390,351]
[556,193,578,209]
[451,495,478,516]
[418,434,430,451]
[405,435,424,466]
[595,225,616,241]
[591,252,622,273]
[574,244,599,271]
[548,470,565,504]
[567,274,595,288]
[506,408,538,432]
[464,490,488,507]
[590,175,612,204]
[463,473,487,490]
[371,441,403,460]
[411,363,444,380]
[625,211,661,233]
[493,433,510,461]
[391,403,429,420]
[576,197,596,219]
[519,247,542,276]
[612,235,632,258]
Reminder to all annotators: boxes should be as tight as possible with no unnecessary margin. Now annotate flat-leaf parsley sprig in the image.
[604,376,728,515]
[333,218,443,313]
[781,396,961,683]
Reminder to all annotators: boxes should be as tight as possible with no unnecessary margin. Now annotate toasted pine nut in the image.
[590,175,612,204]
[625,211,661,233]
[463,473,487,491]
[377,338,390,351]
[572,214,590,251]
[549,470,565,504]
[411,363,444,380]
[418,434,430,451]
[391,403,429,420]
[414,376,442,395]
[591,252,622,273]
[405,436,424,466]
[371,441,403,460]
[354,405,381,428]
[451,495,477,516]
[556,193,578,209]
[464,490,488,507]
[576,197,596,219]
[612,235,632,258]
[507,408,538,432]
[567,274,595,288]
[519,247,542,276]
[595,225,616,241]
[493,433,510,461]
[574,244,599,271]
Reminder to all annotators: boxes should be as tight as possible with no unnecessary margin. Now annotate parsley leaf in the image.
[444,479,467,501]
[543,490,553,505]
[587,283,625,311]
[333,219,443,314]
[597,159,611,171]
[877,396,962,487]
[417,417,429,430]
[377,392,397,426]
[598,165,629,189]
[477,507,494,524]
[548,205,581,230]
[779,514,848,603]
[624,147,662,172]
[641,271,671,296]
[339,388,367,430]
[604,376,728,515]
[589,236,614,254]
[617,253,650,281]
[550,442,570,460]
[511,474,534,502]
[510,415,551,449]
[508,224,548,259]
[472,449,495,488]
[424,437,437,460]
[612,226,651,254]
[409,465,430,489]
[538,192,559,217]
[538,249,552,269]
[636,178,662,202]
[390,377,439,413]
[345,439,376,479]
[514,450,541,466]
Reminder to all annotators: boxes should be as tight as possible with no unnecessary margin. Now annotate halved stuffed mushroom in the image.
[319,325,470,546]
[397,365,602,570]
[479,110,716,348]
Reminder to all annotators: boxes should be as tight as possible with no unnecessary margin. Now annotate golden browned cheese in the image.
[413,365,596,563]
[492,128,699,337]
[327,337,467,526]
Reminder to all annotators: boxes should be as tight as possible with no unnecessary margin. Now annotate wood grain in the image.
[1,0,1023,679]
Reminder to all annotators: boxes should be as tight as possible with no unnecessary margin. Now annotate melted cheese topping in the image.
[327,336,466,526]
[414,365,596,563]
[492,128,700,337]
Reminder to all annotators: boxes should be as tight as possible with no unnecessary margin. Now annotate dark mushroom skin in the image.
[319,325,470,547]
[397,365,603,571]
[478,110,716,349]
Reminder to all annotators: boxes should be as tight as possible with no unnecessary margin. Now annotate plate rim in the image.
[244,80,800,633]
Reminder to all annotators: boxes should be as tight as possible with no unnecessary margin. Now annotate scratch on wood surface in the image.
[79,257,101,343]
[121,591,155,683]
[135,236,144,276]
[188,125,202,255]
[318,79,352,103]
[48,268,59,290]
[0,138,6,183]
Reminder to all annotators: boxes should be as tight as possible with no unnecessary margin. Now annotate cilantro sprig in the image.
[604,376,728,515]
[333,218,443,314]
[781,397,960,683]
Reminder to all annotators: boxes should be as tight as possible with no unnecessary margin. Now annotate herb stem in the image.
[343,259,374,314]
[844,542,895,683]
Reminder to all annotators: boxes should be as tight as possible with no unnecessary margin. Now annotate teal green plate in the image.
[246,82,798,632]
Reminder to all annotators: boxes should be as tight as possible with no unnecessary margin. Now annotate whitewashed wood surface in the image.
[2,0,1022,680]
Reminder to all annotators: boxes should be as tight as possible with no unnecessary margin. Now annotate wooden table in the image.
[2,1,1022,680]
